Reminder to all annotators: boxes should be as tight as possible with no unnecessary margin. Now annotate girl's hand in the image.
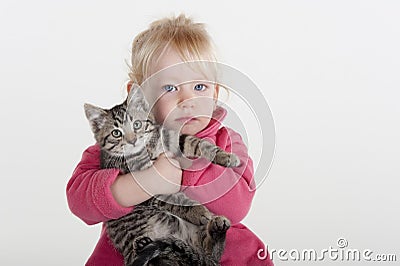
[110,152,182,207]
[150,152,182,195]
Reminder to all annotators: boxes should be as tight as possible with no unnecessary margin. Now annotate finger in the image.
[162,156,180,168]
[175,156,193,170]
[161,151,174,158]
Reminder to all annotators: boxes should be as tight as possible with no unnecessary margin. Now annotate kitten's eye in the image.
[194,83,207,91]
[111,129,122,138]
[162,84,177,92]
[133,120,142,130]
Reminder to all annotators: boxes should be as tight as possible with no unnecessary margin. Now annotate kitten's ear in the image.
[127,84,150,113]
[84,103,107,133]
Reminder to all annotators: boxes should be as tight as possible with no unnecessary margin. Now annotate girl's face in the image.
[143,47,218,135]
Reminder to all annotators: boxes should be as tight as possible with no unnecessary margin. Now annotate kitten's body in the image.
[84,89,238,266]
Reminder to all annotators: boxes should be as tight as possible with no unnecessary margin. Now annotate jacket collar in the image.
[195,106,227,138]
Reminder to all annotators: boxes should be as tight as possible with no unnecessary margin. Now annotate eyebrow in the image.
[164,79,214,86]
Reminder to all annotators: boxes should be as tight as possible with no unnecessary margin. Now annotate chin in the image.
[180,129,195,135]
[181,125,205,135]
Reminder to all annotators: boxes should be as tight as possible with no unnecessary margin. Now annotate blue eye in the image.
[162,84,177,92]
[194,84,206,91]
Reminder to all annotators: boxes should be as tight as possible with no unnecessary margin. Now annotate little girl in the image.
[67,14,273,266]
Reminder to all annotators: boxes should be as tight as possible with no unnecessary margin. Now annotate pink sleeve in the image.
[184,128,256,225]
[66,144,133,225]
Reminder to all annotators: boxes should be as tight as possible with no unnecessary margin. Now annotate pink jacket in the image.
[67,107,273,266]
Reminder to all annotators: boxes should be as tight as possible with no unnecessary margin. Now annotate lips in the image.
[175,116,197,122]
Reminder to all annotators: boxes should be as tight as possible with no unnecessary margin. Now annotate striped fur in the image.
[84,102,240,174]
[84,89,238,265]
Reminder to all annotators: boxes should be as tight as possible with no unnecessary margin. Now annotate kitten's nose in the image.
[126,135,137,145]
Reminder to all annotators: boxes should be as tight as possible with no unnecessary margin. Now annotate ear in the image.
[214,84,220,100]
[126,81,133,93]
[84,103,107,133]
[127,84,150,113]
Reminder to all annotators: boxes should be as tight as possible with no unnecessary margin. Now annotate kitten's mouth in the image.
[123,143,142,153]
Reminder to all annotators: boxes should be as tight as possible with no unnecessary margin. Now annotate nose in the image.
[125,133,137,145]
[178,86,195,109]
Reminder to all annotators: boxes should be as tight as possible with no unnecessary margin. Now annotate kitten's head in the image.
[84,87,155,156]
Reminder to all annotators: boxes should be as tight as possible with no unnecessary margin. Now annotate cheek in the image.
[153,100,173,123]
[197,97,215,113]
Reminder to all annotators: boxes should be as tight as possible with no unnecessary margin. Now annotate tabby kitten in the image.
[84,88,239,266]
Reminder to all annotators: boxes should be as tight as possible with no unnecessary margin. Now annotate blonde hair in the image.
[128,14,218,85]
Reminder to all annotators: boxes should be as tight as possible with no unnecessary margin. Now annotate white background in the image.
[1,1,399,265]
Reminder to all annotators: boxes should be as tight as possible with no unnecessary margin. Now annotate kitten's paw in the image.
[200,213,212,225]
[134,236,153,252]
[214,152,241,168]
[228,153,241,167]
[208,216,231,236]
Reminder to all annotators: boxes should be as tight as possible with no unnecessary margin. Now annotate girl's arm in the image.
[66,145,182,225]
[66,145,132,225]
[183,127,256,225]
